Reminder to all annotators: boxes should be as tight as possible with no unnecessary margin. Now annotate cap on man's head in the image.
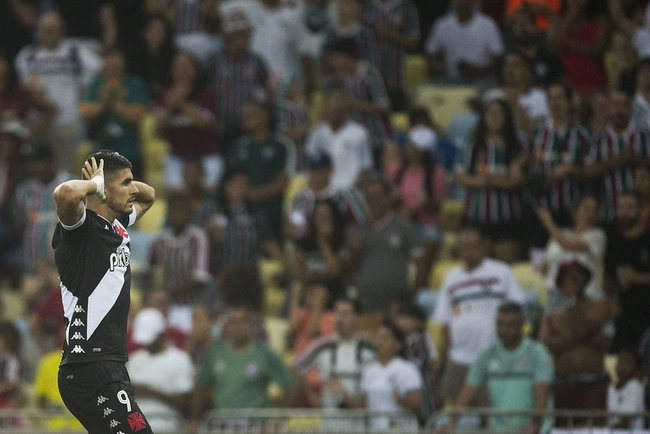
[555,258,592,286]
[408,126,437,152]
[19,143,54,162]
[132,308,166,346]
[223,8,252,34]
[308,152,333,170]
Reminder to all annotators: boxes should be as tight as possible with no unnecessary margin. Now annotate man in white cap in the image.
[126,308,195,432]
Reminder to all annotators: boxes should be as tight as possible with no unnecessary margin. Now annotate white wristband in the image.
[91,175,106,200]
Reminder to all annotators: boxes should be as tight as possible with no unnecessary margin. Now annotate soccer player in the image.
[52,150,156,433]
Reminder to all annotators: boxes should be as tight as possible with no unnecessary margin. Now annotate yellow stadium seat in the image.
[391,111,410,132]
[265,316,289,356]
[405,55,428,98]
[134,198,167,232]
[429,259,460,290]
[438,231,458,261]
[427,319,445,369]
[511,261,547,306]
[284,174,308,213]
[260,259,286,316]
[413,84,479,133]
[440,199,465,232]
[309,91,325,124]
[139,114,170,195]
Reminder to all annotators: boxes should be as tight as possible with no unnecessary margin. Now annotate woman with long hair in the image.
[455,99,528,263]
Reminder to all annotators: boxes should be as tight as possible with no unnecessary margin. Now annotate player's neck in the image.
[87,199,120,223]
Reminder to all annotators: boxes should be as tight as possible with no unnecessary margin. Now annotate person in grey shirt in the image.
[345,175,426,329]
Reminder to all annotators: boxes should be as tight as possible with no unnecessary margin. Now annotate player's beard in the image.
[106,196,132,215]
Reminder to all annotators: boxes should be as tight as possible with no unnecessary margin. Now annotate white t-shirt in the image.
[306,120,373,191]
[483,87,549,125]
[292,335,376,408]
[633,93,650,131]
[425,11,503,78]
[634,28,650,59]
[360,357,423,431]
[14,40,101,124]
[126,347,194,432]
[607,378,645,430]
[433,258,525,365]
[544,227,606,299]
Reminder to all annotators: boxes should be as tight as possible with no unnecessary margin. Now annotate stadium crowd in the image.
[1,0,650,431]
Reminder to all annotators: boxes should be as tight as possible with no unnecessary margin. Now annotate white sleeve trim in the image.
[128,207,138,227]
[60,206,87,231]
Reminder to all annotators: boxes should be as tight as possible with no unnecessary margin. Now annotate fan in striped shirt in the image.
[528,83,590,247]
[584,89,650,222]
[325,0,380,66]
[325,37,392,161]
[143,191,213,333]
[363,0,420,110]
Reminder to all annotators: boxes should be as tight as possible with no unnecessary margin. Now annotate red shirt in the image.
[560,19,607,94]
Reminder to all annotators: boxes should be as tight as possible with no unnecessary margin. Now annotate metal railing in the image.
[425,408,650,434]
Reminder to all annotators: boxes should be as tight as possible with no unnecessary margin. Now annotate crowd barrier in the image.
[0,407,649,433]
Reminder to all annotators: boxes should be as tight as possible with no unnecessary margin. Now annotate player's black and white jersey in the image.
[52,206,137,365]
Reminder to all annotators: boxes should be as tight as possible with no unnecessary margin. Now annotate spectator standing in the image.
[9,144,71,279]
[288,152,368,239]
[384,125,447,288]
[207,167,284,278]
[584,89,650,222]
[126,308,194,433]
[0,54,57,143]
[607,348,645,430]
[155,51,221,190]
[210,8,270,149]
[358,322,423,431]
[546,0,610,95]
[604,190,650,352]
[504,7,565,87]
[306,90,374,191]
[540,259,612,426]
[527,82,591,248]
[14,11,101,171]
[292,297,375,408]
[79,47,150,179]
[346,176,425,325]
[326,39,391,160]
[454,99,527,263]
[326,0,380,66]
[433,226,525,406]
[363,0,419,110]
[276,74,310,173]
[536,195,606,308]
[228,100,295,239]
[483,51,549,134]
[188,305,295,433]
[425,0,504,82]
[143,192,212,333]
[128,14,176,100]
[438,303,553,434]
[396,303,437,424]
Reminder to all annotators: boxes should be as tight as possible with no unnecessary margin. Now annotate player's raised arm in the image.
[131,180,156,222]
[53,157,105,227]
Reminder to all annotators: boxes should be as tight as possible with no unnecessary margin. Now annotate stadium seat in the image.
[391,111,410,133]
[140,114,170,195]
[309,90,325,124]
[429,259,461,290]
[440,199,465,232]
[265,316,289,356]
[511,261,547,307]
[284,174,308,213]
[260,259,286,316]
[405,55,428,98]
[413,84,479,133]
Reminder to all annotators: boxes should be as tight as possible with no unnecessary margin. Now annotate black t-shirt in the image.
[52,208,135,365]
[605,230,650,314]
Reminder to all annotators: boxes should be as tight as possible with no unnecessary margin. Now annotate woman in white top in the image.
[536,195,607,309]
[355,322,423,431]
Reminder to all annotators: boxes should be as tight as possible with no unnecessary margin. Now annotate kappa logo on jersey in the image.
[71,332,85,340]
[72,318,84,327]
[127,412,147,431]
[109,419,120,429]
[103,407,114,417]
[74,305,85,313]
[113,223,129,239]
[97,396,108,406]
[109,248,130,271]
[70,345,85,354]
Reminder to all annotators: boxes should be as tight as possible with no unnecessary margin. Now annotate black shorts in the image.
[58,361,154,434]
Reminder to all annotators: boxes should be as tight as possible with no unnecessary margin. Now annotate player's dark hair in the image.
[498,302,524,317]
[86,150,132,179]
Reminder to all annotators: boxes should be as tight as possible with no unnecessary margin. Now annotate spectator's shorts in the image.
[440,360,489,406]
[58,361,154,434]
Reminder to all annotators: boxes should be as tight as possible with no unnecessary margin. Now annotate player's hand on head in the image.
[82,157,104,180]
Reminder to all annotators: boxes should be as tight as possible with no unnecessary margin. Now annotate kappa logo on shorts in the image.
[97,396,108,406]
[74,305,85,313]
[109,419,120,429]
[70,345,85,354]
[103,407,114,417]
[71,332,85,340]
[127,412,147,432]
[72,318,84,327]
